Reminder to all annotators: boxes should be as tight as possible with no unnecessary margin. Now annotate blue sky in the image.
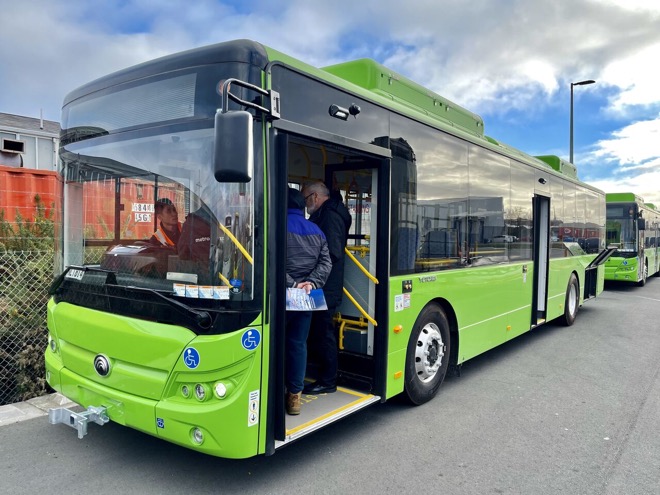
[1,0,659,203]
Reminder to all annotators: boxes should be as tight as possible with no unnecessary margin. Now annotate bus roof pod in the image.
[535,155,579,179]
[322,58,485,139]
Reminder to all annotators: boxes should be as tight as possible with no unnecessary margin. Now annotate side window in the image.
[390,115,469,274]
[509,162,534,261]
[550,179,565,258]
[468,145,511,265]
[563,184,577,243]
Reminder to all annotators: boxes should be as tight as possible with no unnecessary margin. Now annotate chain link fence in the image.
[0,249,53,406]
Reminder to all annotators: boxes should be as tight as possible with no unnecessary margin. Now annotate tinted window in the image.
[390,115,469,274]
[468,145,510,265]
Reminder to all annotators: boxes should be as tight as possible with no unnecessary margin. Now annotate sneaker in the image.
[286,392,302,415]
[302,381,337,394]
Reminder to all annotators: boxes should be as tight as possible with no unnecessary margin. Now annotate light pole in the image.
[569,79,595,164]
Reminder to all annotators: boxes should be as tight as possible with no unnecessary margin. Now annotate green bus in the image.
[46,39,610,458]
[605,192,660,285]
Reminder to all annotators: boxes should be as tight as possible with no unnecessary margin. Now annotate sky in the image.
[1,0,659,204]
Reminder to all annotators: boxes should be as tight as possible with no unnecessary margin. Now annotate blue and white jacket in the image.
[286,209,331,289]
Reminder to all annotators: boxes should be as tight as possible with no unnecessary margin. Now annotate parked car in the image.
[491,235,516,242]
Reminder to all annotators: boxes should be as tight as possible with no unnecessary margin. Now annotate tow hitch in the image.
[48,406,109,439]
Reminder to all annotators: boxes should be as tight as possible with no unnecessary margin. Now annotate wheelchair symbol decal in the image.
[241,329,260,351]
[183,347,200,369]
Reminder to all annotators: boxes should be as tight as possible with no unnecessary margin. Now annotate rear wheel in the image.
[561,273,579,326]
[404,304,451,405]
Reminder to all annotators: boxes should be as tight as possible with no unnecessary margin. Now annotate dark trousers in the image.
[308,306,338,386]
[285,310,312,394]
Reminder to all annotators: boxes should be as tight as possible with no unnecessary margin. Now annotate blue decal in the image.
[156,418,165,429]
[241,329,260,351]
[230,278,243,294]
[622,260,628,265]
[183,347,200,369]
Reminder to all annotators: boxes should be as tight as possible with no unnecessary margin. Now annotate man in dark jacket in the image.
[301,181,352,394]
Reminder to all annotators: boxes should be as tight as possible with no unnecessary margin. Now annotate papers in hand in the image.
[286,288,327,311]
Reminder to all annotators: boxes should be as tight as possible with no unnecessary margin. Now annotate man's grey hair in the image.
[303,181,329,198]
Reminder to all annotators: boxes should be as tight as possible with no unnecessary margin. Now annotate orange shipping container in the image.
[0,165,61,227]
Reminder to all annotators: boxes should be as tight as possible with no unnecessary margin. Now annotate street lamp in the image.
[569,79,596,164]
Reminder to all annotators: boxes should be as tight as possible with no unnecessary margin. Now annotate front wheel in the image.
[561,273,579,326]
[637,262,648,287]
[404,304,451,405]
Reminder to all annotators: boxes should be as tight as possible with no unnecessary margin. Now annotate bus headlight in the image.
[181,385,190,398]
[214,382,227,399]
[49,335,57,352]
[194,383,208,401]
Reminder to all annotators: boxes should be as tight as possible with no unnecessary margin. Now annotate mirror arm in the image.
[220,78,280,119]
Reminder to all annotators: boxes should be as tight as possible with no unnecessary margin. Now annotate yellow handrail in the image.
[218,222,253,265]
[342,287,377,326]
[344,247,378,284]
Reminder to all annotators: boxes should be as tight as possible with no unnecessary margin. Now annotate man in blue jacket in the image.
[285,187,331,414]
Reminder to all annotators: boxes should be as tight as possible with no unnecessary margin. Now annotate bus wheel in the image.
[638,263,648,287]
[561,274,579,326]
[404,304,450,405]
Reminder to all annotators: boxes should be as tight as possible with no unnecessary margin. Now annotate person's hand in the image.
[296,281,313,294]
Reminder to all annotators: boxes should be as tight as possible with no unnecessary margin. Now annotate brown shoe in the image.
[286,392,302,415]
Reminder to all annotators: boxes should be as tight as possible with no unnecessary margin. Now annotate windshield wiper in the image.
[123,285,213,330]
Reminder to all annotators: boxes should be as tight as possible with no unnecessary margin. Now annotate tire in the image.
[561,273,579,327]
[404,304,451,405]
[637,262,648,287]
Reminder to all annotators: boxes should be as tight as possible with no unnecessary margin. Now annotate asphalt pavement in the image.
[2,278,659,495]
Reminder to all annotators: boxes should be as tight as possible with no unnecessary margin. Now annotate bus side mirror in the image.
[638,218,646,230]
[214,111,253,183]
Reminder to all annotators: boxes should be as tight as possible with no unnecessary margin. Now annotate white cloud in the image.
[602,42,660,116]
[583,115,660,204]
[1,0,659,204]
[591,117,660,165]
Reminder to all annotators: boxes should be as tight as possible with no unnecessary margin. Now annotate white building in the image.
[0,112,60,170]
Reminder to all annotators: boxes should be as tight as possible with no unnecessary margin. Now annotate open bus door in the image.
[532,195,550,326]
[583,246,617,299]
[270,131,390,452]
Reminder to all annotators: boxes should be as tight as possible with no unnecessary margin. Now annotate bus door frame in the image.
[324,157,389,390]
[532,194,551,325]
[266,121,391,453]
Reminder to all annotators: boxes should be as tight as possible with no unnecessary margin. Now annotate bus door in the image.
[271,131,389,452]
[532,195,550,325]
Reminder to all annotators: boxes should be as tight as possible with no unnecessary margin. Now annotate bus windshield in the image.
[606,204,637,254]
[56,123,259,334]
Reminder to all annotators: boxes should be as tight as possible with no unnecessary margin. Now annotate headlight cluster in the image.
[179,381,232,401]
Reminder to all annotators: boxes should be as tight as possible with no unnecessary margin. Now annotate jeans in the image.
[286,310,312,394]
